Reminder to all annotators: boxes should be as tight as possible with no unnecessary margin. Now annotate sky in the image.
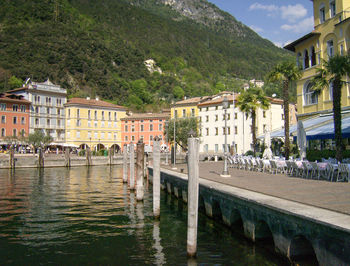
[208,0,314,48]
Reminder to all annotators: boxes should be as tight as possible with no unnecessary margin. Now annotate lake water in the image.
[0,165,288,265]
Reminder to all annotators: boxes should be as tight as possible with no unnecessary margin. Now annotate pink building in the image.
[121,112,170,152]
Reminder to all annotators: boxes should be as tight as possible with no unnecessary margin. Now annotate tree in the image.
[8,76,23,90]
[311,54,350,162]
[164,117,199,150]
[236,85,270,157]
[28,130,53,151]
[267,62,302,160]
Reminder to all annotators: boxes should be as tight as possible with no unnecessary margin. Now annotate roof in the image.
[0,92,31,104]
[121,112,170,121]
[284,32,321,52]
[173,96,210,107]
[198,94,284,107]
[65,98,126,110]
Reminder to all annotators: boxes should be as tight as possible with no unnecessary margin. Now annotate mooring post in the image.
[65,148,70,167]
[123,144,128,183]
[153,137,161,218]
[86,146,92,166]
[129,142,135,190]
[187,135,199,258]
[108,147,112,165]
[9,146,15,169]
[136,140,145,201]
[38,147,44,168]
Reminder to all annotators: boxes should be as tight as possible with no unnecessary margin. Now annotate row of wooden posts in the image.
[123,137,200,257]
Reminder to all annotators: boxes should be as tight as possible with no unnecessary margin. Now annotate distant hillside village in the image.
[0,78,294,155]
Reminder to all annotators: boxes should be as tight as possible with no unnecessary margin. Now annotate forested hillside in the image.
[0,0,293,110]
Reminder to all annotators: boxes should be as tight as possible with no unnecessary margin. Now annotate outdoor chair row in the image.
[227,156,349,182]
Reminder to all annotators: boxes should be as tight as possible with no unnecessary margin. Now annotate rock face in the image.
[144,59,162,74]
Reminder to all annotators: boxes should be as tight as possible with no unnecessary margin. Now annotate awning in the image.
[260,115,333,139]
[306,116,350,140]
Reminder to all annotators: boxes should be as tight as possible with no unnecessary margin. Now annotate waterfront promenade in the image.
[161,161,350,215]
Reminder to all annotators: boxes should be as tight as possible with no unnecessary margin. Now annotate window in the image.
[215,144,218,153]
[191,108,195,117]
[1,116,5,123]
[235,126,238,135]
[204,144,208,153]
[222,127,226,135]
[150,124,153,131]
[20,105,26,112]
[101,121,104,128]
[215,115,218,121]
[304,82,318,105]
[125,125,128,132]
[94,111,97,120]
[330,0,336,18]
[296,52,302,68]
[94,121,98,127]
[304,49,309,69]
[131,135,135,141]
[21,117,25,125]
[263,111,266,118]
[227,114,230,120]
[1,128,5,137]
[88,110,91,119]
[141,124,144,132]
[108,133,111,139]
[114,133,117,140]
[20,129,25,137]
[131,125,135,132]
[174,110,178,118]
[125,136,128,141]
[47,119,50,126]
[35,118,39,126]
[227,127,231,135]
[13,129,17,137]
[77,109,80,118]
[101,132,104,139]
[263,124,267,132]
[94,132,98,139]
[182,109,186,117]
[206,116,209,122]
[159,123,163,131]
[108,112,111,121]
[88,131,91,139]
[13,117,17,124]
[13,104,18,112]
[319,4,325,23]
[0,103,6,111]
[206,128,209,136]
[234,113,237,119]
[47,107,50,114]
[329,81,334,101]
[68,109,70,118]
[58,120,61,127]
[327,40,334,57]
[76,131,80,139]
[340,44,344,56]
[57,109,61,116]
[150,135,153,141]
[215,106,218,110]
[114,112,117,121]
[67,131,71,139]
[215,127,218,136]
[76,119,81,127]
[310,46,316,66]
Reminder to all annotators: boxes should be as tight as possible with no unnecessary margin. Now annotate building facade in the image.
[121,112,170,152]
[285,0,350,119]
[198,93,291,154]
[0,93,30,140]
[170,96,210,119]
[64,97,126,151]
[8,79,67,142]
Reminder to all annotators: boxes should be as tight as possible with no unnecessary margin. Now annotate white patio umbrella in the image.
[297,120,307,160]
[263,130,273,159]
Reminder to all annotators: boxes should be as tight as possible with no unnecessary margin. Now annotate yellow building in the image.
[285,0,350,119]
[65,97,127,152]
[170,97,206,119]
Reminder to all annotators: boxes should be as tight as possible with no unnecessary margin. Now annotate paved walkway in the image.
[162,161,350,215]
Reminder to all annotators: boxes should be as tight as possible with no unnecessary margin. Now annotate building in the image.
[171,96,210,119]
[64,97,127,152]
[198,93,292,154]
[121,112,170,151]
[8,79,67,142]
[285,0,350,120]
[0,92,30,141]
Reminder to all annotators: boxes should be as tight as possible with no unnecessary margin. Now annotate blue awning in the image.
[306,116,350,140]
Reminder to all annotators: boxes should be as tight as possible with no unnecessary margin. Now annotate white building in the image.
[8,79,67,142]
[198,92,293,155]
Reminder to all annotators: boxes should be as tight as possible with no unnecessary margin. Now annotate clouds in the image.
[249,25,264,33]
[249,2,313,33]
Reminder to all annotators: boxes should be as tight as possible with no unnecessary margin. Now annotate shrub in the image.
[306,149,350,162]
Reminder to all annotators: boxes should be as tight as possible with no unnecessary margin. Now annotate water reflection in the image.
[0,165,289,265]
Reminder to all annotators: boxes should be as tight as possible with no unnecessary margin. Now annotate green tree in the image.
[173,86,184,99]
[311,54,350,162]
[8,76,23,90]
[164,117,199,150]
[28,130,53,150]
[267,62,302,160]
[236,85,270,157]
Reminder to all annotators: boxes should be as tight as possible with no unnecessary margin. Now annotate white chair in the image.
[326,163,337,181]
[336,164,349,182]
[309,162,320,179]
[302,161,313,179]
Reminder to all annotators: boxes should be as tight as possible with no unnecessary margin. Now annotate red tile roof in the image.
[121,112,170,121]
[65,98,126,110]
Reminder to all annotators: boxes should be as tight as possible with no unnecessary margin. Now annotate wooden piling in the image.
[86,146,92,166]
[187,137,199,258]
[37,147,44,168]
[65,148,71,167]
[9,147,15,169]
[136,140,145,201]
[129,142,135,190]
[123,144,128,183]
[153,137,161,218]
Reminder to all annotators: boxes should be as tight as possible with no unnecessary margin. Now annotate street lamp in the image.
[172,110,177,169]
[165,121,169,165]
[221,96,230,177]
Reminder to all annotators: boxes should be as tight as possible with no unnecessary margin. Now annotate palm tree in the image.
[311,54,350,162]
[267,62,302,160]
[236,85,270,157]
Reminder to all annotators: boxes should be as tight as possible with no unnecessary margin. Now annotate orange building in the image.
[0,92,31,139]
[121,112,170,151]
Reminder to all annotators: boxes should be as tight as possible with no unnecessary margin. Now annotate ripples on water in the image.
[0,166,287,265]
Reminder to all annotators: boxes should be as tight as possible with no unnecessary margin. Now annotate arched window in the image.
[296,52,302,68]
[304,49,309,69]
[304,82,318,105]
[310,46,316,66]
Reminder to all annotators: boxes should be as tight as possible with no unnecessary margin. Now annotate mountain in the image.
[0,0,293,111]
